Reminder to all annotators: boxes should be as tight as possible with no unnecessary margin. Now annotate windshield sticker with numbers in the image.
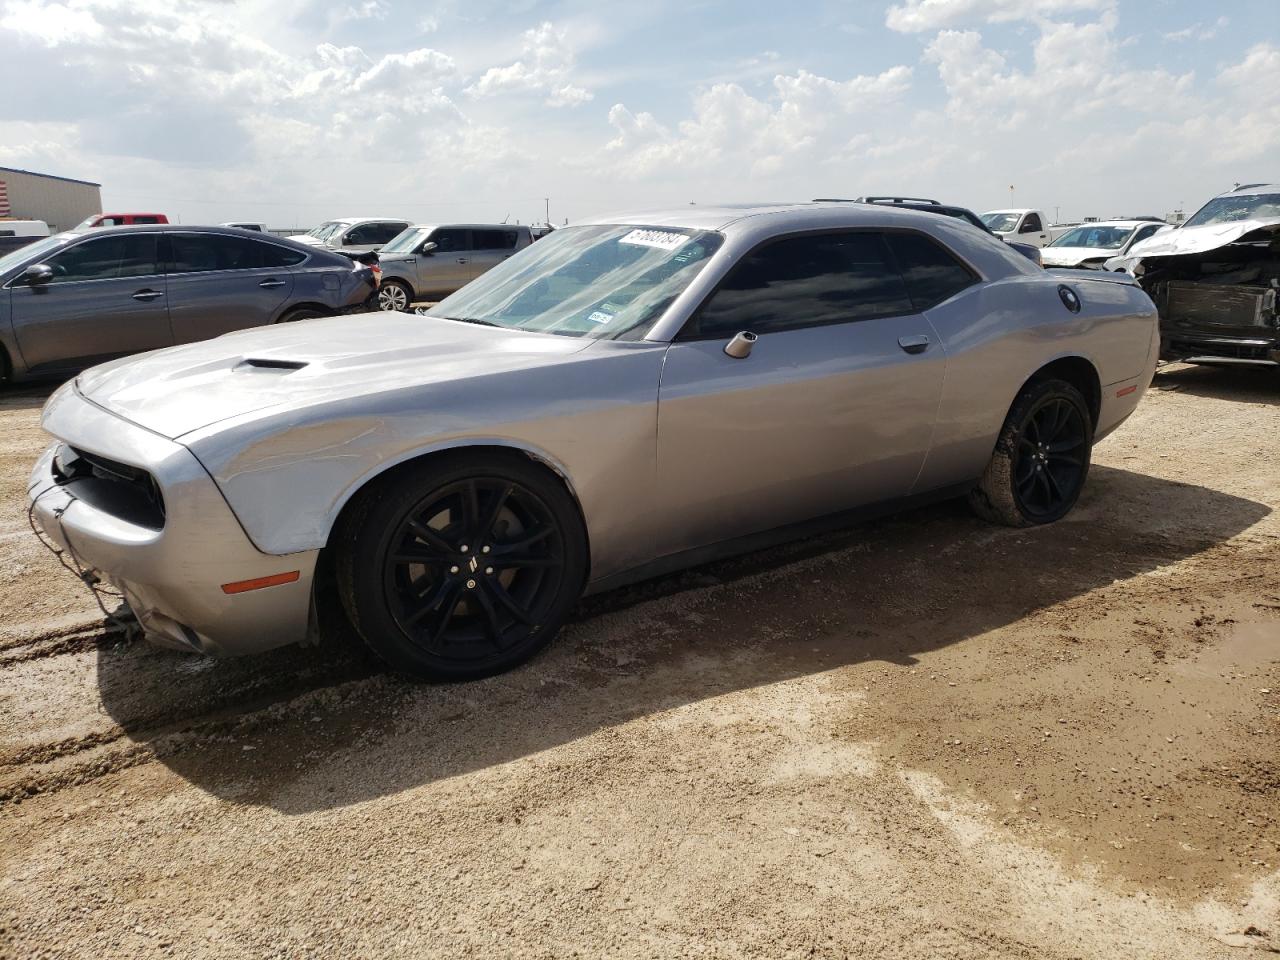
[618,229,690,251]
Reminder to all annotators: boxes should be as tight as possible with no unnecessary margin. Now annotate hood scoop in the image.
[236,358,308,372]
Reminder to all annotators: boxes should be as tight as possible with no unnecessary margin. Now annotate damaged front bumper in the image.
[27,382,319,655]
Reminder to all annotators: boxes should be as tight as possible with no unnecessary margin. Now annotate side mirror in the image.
[420,241,438,255]
[24,263,54,286]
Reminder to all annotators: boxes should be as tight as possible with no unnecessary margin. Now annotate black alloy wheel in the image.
[969,377,1094,527]
[335,454,587,679]
[1011,396,1089,520]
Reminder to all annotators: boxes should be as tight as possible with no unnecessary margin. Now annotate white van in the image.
[0,220,50,254]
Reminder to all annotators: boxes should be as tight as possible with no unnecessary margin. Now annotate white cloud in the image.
[602,65,912,180]
[1163,16,1229,42]
[886,0,1114,32]
[467,21,592,108]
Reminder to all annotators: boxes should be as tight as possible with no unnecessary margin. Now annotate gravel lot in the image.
[2,363,1278,959]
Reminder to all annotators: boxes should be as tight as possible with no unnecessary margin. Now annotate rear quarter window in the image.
[885,232,977,311]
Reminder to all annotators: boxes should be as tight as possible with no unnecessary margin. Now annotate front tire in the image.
[334,453,588,680]
[969,378,1093,527]
[377,280,413,312]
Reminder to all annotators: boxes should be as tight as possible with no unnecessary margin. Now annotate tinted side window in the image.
[132,216,162,224]
[1132,224,1161,244]
[45,234,160,283]
[375,222,408,243]
[473,229,518,251]
[885,233,976,311]
[691,232,913,338]
[259,242,307,267]
[168,233,292,272]
[429,228,469,253]
[1023,213,1043,232]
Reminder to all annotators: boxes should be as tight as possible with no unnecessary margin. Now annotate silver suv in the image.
[375,224,533,311]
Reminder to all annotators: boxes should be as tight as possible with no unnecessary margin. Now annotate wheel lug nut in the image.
[485,567,494,575]
[449,565,459,574]
[466,579,477,589]
[481,545,491,554]
[460,544,469,553]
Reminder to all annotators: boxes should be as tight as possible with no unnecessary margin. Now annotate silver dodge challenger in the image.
[29,203,1159,679]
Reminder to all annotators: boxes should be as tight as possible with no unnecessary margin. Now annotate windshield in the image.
[1183,193,1280,228]
[306,221,341,239]
[426,224,724,340]
[380,227,430,255]
[0,234,71,276]
[1049,225,1135,250]
[981,213,1019,233]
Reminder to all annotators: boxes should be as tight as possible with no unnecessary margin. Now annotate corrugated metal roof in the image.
[0,166,102,188]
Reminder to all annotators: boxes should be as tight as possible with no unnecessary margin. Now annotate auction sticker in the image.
[618,229,689,251]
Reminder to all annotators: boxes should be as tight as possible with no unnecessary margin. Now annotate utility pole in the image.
[1009,185,1015,206]
[544,197,550,225]
[1055,206,1060,223]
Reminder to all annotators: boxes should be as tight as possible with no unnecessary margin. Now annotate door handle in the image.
[131,289,163,301]
[456,258,470,264]
[898,334,931,355]
[258,278,286,289]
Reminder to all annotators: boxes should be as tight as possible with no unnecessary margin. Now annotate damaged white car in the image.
[1115,184,1280,366]
[1041,220,1169,271]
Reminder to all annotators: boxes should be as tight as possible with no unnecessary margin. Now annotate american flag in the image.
[0,180,9,217]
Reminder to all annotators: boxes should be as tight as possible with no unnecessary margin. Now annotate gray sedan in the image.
[29,203,1158,679]
[0,225,378,384]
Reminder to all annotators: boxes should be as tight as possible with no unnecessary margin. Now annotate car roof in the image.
[324,216,409,225]
[58,224,335,251]
[404,223,529,231]
[577,201,986,235]
[1224,183,1278,197]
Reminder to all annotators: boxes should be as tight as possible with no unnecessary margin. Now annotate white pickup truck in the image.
[980,209,1068,248]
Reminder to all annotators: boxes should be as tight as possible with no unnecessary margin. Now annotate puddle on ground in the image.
[1173,616,1279,680]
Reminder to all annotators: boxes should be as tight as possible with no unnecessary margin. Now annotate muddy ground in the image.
[1,363,1278,959]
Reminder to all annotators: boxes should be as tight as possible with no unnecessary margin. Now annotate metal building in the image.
[0,166,102,232]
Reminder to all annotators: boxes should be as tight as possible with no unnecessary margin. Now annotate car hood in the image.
[75,313,594,439]
[1040,246,1116,266]
[1128,217,1280,260]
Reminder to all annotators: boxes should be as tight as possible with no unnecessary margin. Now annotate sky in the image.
[0,0,1276,228]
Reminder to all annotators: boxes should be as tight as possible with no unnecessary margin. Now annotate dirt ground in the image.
[2,363,1278,959]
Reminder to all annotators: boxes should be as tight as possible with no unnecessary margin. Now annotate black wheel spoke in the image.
[403,577,455,626]
[484,578,535,624]
[1043,466,1064,501]
[472,585,504,645]
[433,584,465,639]
[1047,435,1082,453]
[496,555,560,569]
[461,480,481,537]
[494,525,555,555]
[479,484,513,541]
[406,519,454,555]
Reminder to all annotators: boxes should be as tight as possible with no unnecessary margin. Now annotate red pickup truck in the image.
[75,213,169,228]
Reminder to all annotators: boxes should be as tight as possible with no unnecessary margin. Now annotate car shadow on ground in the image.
[93,464,1270,814]
[1152,362,1279,405]
[0,382,61,412]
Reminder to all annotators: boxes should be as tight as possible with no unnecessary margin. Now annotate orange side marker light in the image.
[1116,385,1137,397]
[221,571,301,594]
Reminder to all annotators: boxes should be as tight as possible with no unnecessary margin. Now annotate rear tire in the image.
[277,306,329,323]
[969,378,1093,527]
[377,280,413,312]
[334,453,588,680]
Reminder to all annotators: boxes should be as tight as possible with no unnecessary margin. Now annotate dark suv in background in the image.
[0,225,377,384]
